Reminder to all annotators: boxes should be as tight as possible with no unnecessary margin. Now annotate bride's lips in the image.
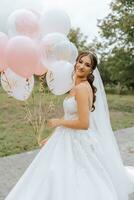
[77,70,84,74]
[77,69,84,73]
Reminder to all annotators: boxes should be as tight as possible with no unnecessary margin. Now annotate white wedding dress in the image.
[5,95,128,200]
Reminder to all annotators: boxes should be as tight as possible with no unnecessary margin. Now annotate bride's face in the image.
[75,55,92,79]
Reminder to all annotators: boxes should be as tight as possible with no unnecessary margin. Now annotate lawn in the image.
[0,85,134,157]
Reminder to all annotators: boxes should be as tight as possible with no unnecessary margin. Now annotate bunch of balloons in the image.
[0,9,78,100]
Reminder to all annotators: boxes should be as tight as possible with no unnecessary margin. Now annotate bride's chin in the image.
[76,72,84,77]
[76,74,85,78]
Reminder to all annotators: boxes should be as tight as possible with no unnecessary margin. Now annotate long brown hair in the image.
[73,51,97,112]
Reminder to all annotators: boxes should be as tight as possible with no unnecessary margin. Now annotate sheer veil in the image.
[90,67,134,199]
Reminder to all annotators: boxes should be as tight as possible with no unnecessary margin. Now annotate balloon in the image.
[7,9,41,38]
[46,61,74,95]
[40,33,68,67]
[53,40,72,61]
[28,9,41,19]
[41,9,71,36]
[1,68,34,101]
[34,62,48,76]
[69,42,78,64]
[6,36,39,78]
[53,41,78,63]
[0,32,8,72]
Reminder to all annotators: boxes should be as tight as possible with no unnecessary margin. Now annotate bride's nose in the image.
[79,64,84,69]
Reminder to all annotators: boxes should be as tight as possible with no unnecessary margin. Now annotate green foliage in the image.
[96,0,134,91]
[98,0,134,46]
[99,47,134,89]
[68,27,93,52]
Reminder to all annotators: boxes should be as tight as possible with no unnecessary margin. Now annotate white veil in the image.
[90,67,134,199]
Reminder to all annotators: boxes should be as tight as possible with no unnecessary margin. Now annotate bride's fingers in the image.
[39,138,48,147]
[39,142,45,148]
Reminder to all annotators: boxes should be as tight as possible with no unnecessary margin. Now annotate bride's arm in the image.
[59,86,90,130]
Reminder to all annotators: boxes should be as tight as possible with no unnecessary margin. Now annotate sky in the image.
[0,0,112,42]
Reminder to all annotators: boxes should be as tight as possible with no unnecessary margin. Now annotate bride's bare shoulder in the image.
[74,82,93,106]
[74,82,92,94]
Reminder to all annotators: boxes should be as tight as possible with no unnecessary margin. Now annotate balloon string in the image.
[3,72,12,90]
[24,78,30,99]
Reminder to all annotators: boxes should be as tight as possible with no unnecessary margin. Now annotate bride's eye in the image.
[86,63,92,68]
[79,60,82,63]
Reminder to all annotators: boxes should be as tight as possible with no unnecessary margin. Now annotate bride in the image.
[5,51,134,200]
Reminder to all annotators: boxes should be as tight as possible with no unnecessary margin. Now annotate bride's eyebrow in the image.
[85,62,91,66]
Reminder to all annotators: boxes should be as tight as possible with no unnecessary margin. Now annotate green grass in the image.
[107,94,134,130]
[0,86,134,157]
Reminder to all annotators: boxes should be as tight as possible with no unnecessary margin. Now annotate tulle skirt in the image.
[5,126,125,200]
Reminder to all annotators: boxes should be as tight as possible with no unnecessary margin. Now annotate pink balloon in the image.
[34,62,48,76]
[6,36,39,78]
[28,9,41,19]
[7,9,41,38]
[0,32,8,72]
[15,10,40,38]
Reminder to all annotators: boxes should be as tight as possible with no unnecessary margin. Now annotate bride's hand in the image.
[39,137,49,148]
[47,118,62,128]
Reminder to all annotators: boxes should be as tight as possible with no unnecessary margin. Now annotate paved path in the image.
[0,127,134,200]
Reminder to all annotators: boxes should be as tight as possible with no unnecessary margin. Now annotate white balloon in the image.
[28,9,41,19]
[46,61,74,95]
[40,33,68,67]
[69,42,78,64]
[41,9,71,36]
[7,9,41,39]
[53,41,78,64]
[0,32,9,72]
[53,40,71,61]
[1,68,34,101]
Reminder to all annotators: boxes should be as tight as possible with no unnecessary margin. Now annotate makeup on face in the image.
[76,55,92,76]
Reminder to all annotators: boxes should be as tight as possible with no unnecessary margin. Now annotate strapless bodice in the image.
[62,96,97,134]
[63,96,95,130]
[63,96,78,120]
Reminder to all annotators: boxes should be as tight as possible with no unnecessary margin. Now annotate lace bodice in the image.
[63,96,78,120]
[63,96,92,118]
[63,96,94,130]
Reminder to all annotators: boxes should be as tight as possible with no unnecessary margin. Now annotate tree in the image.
[98,0,134,47]
[68,27,94,52]
[96,0,134,90]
